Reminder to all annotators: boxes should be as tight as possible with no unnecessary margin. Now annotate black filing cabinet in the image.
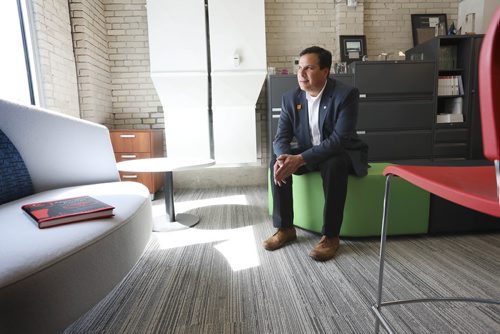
[350,61,436,161]
[267,63,436,161]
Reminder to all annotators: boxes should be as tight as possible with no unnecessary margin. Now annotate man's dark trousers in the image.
[270,151,351,238]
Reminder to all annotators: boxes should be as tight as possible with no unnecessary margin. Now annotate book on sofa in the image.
[22,196,115,228]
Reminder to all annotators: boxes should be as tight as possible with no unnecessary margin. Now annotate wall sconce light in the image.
[346,0,357,7]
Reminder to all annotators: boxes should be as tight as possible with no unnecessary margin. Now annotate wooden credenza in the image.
[109,129,164,194]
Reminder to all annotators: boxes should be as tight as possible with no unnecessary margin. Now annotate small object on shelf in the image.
[334,62,347,73]
[22,196,115,228]
[437,113,464,123]
[378,53,389,61]
[438,75,463,96]
[409,52,424,61]
[448,21,457,35]
[292,58,299,74]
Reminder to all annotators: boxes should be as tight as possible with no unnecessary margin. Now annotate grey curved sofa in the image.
[0,99,153,333]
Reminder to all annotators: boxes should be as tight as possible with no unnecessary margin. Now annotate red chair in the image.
[372,8,500,334]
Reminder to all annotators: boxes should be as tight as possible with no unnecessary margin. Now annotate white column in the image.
[147,0,210,159]
[209,0,267,163]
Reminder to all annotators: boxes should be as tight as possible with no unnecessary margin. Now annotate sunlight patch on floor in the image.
[155,225,260,271]
[174,194,250,212]
[213,226,260,271]
[153,194,260,271]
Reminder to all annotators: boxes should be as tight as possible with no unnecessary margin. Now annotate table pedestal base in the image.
[117,158,215,233]
[175,213,200,227]
[153,213,200,232]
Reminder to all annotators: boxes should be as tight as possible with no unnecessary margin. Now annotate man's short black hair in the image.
[299,46,332,70]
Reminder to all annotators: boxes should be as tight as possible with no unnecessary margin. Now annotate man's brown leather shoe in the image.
[309,236,339,261]
[263,227,297,251]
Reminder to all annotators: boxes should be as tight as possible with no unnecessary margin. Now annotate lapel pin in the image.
[297,104,302,110]
[323,106,326,109]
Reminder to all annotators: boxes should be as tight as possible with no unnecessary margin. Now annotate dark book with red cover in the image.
[22,196,115,228]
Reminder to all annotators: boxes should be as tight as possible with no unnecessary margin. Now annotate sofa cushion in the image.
[0,129,34,205]
[0,181,152,333]
[0,181,151,289]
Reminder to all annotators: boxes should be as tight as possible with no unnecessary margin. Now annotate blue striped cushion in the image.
[0,129,34,205]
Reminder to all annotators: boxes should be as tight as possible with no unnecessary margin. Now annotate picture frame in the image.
[339,35,366,64]
[411,14,447,46]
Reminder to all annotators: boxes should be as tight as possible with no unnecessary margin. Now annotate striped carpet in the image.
[66,186,500,333]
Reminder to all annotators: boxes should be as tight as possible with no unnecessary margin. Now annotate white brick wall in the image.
[32,0,80,117]
[31,0,162,129]
[70,0,113,126]
[266,0,337,71]
[105,0,163,130]
[265,0,458,67]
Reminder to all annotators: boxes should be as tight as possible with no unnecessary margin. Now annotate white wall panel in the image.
[147,0,267,163]
[211,72,265,107]
[211,72,264,163]
[208,0,266,71]
[147,0,207,72]
[212,106,257,163]
[209,0,266,163]
[147,0,210,159]
[151,74,210,159]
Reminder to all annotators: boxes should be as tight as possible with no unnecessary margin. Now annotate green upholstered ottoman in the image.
[268,163,430,237]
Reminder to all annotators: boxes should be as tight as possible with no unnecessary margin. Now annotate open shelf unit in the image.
[406,35,484,160]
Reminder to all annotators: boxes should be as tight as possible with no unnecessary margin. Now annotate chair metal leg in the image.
[372,172,500,333]
[373,174,395,334]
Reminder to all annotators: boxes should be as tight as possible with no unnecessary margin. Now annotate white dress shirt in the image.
[306,81,327,146]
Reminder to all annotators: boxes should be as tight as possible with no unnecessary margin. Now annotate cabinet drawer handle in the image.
[272,115,280,119]
[120,134,136,138]
[357,130,366,135]
[272,108,281,112]
[121,154,137,159]
[122,175,138,179]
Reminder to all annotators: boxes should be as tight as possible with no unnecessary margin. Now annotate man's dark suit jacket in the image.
[273,78,368,176]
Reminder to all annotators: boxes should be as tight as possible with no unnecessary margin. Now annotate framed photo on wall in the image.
[411,14,447,46]
[339,35,366,64]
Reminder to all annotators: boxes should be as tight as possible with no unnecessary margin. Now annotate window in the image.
[0,0,38,105]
